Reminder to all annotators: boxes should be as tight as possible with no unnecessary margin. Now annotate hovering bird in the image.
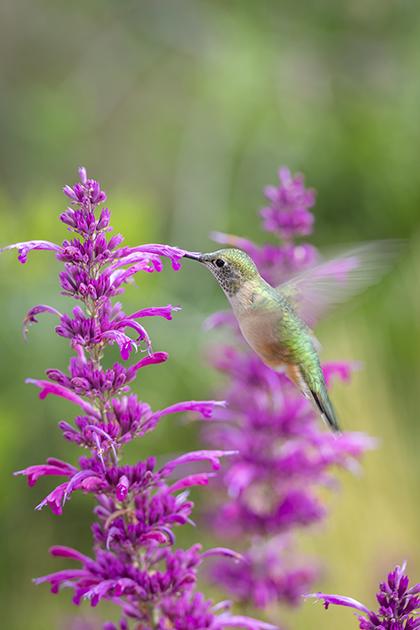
[184,242,402,434]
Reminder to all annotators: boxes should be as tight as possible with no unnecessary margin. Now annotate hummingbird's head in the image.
[184,248,259,297]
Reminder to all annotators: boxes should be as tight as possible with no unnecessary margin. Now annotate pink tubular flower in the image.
[26,379,102,419]
[306,561,420,630]
[14,458,78,487]
[0,239,63,263]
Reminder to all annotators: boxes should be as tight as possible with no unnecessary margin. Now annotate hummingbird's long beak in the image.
[183,252,202,262]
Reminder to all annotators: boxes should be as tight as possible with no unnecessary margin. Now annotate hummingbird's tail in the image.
[285,364,341,435]
[310,384,341,436]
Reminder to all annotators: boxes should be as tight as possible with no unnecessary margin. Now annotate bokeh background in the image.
[1,1,420,628]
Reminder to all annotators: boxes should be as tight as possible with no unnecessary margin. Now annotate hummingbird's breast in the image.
[230,284,294,369]
[238,308,291,368]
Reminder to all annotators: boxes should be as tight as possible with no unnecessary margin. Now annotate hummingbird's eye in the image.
[215,258,225,268]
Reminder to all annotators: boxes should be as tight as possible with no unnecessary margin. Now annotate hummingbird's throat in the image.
[208,266,240,297]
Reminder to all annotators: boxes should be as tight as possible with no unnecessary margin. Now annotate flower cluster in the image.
[259,167,315,240]
[6,168,275,630]
[307,560,420,629]
[198,168,376,612]
[209,535,318,609]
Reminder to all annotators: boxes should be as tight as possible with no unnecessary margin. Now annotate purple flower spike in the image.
[199,165,375,618]
[306,561,420,630]
[260,167,316,240]
[9,168,271,630]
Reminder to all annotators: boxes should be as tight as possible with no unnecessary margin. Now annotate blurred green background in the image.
[1,0,420,628]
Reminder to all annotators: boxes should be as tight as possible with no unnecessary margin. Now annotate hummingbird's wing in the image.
[276,240,404,328]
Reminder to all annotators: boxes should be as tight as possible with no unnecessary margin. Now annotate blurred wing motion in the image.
[277,240,405,328]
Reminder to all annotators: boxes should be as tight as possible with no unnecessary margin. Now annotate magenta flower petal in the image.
[159,400,227,419]
[322,361,363,387]
[14,460,78,487]
[65,470,104,497]
[129,305,181,321]
[0,239,63,263]
[35,482,69,515]
[130,351,168,372]
[306,592,371,614]
[160,449,238,475]
[80,475,107,491]
[115,319,150,344]
[115,475,130,501]
[127,244,195,271]
[109,252,164,275]
[110,262,156,286]
[78,167,87,184]
[34,569,94,587]
[23,304,62,341]
[201,548,248,563]
[168,473,215,493]
[224,462,258,498]
[26,379,101,419]
[50,545,93,563]
[104,330,138,360]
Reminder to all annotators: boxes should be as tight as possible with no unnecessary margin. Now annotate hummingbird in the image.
[184,242,402,434]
